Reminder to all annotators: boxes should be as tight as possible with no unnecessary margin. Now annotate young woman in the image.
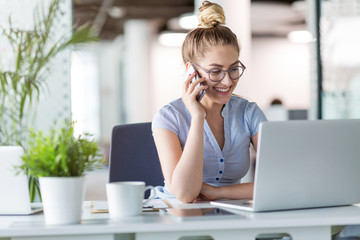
[152,1,267,203]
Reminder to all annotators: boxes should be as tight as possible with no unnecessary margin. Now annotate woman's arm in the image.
[197,182,254,201]
[153,116,204,203]
[153,70,208,203]
[251,132,259,152]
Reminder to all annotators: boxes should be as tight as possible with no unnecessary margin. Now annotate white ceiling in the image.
[166,1,307,37]
[251,1,307,36]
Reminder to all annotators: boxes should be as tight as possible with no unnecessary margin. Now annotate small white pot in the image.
[39,176,85,225]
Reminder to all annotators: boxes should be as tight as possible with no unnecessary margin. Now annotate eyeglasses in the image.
[191,61,246,82]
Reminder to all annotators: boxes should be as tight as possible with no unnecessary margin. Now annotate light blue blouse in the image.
[151,95,267,199]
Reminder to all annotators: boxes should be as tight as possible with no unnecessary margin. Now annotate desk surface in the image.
[1,201,360,239]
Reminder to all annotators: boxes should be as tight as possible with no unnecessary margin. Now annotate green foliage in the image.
[19,120,105,177]
[0,0,98,145]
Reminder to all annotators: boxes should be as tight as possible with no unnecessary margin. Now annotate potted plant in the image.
[0,0,98,201]
[18,119,104,225]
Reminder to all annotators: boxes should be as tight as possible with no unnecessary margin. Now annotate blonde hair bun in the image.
[197,1,226,28]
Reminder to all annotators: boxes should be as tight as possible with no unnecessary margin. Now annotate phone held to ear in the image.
[184,65,206,102]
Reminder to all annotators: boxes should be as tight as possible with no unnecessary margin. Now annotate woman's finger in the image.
[190,83,208,99]
[183,71,197,92]
[187,76,206,94]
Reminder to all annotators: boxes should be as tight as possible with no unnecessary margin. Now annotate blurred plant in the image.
[0,0,98,201]
[0,0,98,146]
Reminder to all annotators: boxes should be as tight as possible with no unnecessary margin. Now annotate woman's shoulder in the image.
[228,95,264,117]
[153,98,189,123]
[152,98,190,135]
[157,98,187,114]
[228,95,267,135]
[228,95,255,109]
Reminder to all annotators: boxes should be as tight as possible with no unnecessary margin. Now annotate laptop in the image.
[0,146,42,215]
[211,119,360,212]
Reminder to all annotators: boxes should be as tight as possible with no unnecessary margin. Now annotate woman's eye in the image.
[210,69,222,75]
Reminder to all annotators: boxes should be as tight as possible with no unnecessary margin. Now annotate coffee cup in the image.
[106,181,154,220]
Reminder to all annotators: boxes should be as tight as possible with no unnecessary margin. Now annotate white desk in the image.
[1,201,360,240]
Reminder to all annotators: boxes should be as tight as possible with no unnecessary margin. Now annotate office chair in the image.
[109,122,164,198]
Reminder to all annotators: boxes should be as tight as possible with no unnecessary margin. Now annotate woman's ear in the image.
[185,62,192,71]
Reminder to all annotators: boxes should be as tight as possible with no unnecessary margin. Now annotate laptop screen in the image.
[0,146,34,214]
[252,120,360,211]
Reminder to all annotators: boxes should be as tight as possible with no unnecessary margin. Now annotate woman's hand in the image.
[182,71,208,119]
[194,182,219,202]
[194,182,254,202]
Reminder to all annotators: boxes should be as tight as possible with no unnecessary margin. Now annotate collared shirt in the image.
[151,95,267,198]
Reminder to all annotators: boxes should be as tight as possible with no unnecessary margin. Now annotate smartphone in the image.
[184,65,206,102]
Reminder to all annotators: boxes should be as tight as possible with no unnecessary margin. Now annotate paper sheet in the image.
[91,199,170,213]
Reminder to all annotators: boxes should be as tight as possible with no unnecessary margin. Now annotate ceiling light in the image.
[287,30,314,43]
[158,32,187,47]
[108,6,126,19]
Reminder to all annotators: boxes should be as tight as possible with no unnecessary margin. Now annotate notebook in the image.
[211,119,360,212]
[0,146,42,215]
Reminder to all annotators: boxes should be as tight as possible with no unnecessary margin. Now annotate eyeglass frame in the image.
[190,61,246,82]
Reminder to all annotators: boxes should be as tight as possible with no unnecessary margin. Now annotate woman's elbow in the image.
[174,189,200,203]
[168,180,202,203]
[176,193,197,203]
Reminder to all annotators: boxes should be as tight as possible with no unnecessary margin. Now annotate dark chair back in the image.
[109,122,164,198]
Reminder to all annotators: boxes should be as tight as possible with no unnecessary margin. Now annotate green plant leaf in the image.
[19,120,104,177]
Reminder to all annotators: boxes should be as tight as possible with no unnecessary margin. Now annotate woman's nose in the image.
[220,72,233,86]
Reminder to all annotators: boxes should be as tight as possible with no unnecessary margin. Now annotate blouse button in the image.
[215,178,220,181]
[219,170,223,174]
[219,159,224,162]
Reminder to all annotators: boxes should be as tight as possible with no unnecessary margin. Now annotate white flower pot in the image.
[39,176,85,225]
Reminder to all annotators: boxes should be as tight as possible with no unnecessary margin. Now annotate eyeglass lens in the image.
[209,67,243,82]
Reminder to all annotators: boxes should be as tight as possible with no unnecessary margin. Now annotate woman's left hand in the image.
[193,182,255,202]
[194,182,219,202]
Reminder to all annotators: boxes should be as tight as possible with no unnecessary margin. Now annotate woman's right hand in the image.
[182,71,208,119]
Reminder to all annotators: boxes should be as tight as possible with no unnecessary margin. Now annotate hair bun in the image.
[197,1,226,28]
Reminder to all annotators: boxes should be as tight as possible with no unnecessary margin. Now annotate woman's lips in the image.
[214,87,231,95]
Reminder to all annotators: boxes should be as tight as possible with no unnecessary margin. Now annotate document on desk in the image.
[91,199,169,213]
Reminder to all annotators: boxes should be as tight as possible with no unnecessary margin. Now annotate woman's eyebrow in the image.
[230,60,241,66]
[208,60,240,68]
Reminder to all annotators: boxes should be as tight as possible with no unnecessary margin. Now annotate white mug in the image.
[106,181,154,220]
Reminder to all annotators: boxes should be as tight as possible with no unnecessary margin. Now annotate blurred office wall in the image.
[244,37,310,109]
[70,0,312,151]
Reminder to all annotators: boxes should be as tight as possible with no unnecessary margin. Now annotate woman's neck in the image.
[201,98,224,119]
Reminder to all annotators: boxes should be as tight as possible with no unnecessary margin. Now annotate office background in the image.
[71,0,312,148]
[1,0,359,200]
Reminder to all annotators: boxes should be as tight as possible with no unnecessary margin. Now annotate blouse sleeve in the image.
[245,102,268,137]
[152,105,180,136]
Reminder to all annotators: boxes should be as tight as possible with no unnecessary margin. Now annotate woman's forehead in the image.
[197,45,239,66]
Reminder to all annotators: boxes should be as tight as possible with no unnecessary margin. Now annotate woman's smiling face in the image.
[195,45,240,106]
